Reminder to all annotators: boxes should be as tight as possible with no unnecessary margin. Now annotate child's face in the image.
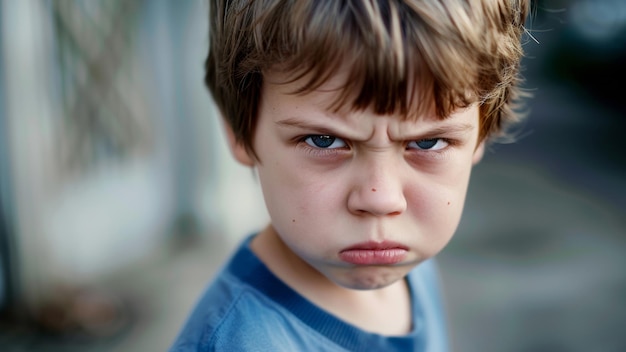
[233,69,484,290]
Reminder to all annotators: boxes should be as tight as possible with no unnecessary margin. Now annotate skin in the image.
[225,69,485,335]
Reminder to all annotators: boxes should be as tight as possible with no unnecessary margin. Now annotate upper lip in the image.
[340,240,407,252]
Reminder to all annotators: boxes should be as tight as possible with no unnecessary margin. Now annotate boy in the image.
[171,0,532,350]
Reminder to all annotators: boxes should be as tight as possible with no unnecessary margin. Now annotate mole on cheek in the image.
[371,188,377,192]
[292,219,296,223]
[447,202,451,205]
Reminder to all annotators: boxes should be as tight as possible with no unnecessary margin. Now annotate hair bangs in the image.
[207,0,532,154]
[258,0,482,121]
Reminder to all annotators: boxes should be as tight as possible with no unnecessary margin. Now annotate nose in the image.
[347,157,407,217]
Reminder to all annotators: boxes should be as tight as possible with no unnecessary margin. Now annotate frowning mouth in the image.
[339,241,408,265]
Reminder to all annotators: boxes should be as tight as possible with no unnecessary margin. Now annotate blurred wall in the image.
[0,0,268,312]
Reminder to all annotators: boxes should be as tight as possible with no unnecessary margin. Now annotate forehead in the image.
[262,65,440,122]
[263,68,355,110]
[248,0,494,124]
[261,68,479,140]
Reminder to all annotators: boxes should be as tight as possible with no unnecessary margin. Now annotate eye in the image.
[304,135,347,149]
[407,138,449,151]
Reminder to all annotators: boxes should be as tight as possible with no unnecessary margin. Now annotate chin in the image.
[332,268,407,291]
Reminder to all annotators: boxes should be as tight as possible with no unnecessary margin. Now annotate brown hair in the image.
[206,0,532,156]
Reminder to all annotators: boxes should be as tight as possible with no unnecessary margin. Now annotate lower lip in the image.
[339,249,407,265]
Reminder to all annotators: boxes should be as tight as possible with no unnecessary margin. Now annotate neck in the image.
[250,225,413,335]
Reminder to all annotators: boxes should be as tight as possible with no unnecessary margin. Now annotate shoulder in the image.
[409,257,443,292]
[408,258,450,352]
[170,272,284,351]
[171,275,338,351]
[169,235,344,352]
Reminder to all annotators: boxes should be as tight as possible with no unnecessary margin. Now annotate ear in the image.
[223,121,255,167]
[472,141,485,165]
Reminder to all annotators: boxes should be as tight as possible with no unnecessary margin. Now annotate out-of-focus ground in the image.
[1,1,624,351]
[438,2,626,349]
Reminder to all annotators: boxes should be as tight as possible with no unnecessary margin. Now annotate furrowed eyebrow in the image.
[393,123,474,143]
[275,118,347,136]
[416,123,475,137]
[276,118,316,128]
[276,118,327,128]
[276,117,476,141]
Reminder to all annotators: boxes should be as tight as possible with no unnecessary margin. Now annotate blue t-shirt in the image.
[170,234,449,351]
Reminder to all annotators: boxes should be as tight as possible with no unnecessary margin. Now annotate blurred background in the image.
[0,0,623,351]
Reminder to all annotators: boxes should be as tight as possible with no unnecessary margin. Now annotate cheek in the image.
[258,161,343,224]
[406,167,472,231]
[261,174,345,255]
[290,181,346,228]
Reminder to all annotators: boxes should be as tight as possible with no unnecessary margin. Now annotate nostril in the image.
[347,183,407,217]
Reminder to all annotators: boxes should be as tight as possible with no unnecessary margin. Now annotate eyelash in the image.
[297,135,456,158]
[297,135,348,158]
[406,138,451,151]
[410,138,456,161]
